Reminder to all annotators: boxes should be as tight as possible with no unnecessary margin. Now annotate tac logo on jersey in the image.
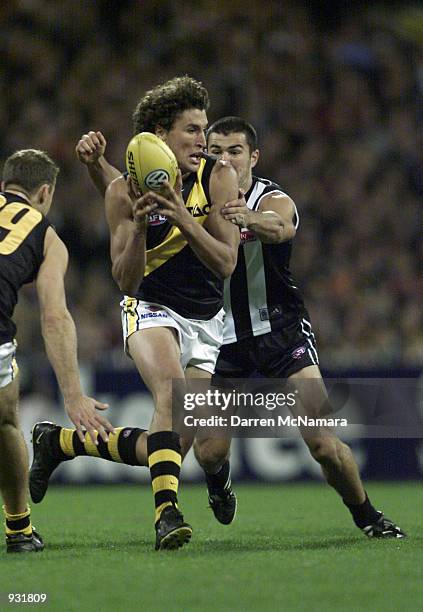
[187,203,210,217]
[145,169,170,189]
[148,211,167,226]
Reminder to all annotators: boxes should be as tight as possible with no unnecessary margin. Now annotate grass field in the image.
[1,482,421,611]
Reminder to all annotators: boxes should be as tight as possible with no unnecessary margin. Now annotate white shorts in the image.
[0,341,19,389]
[120,297,224,374]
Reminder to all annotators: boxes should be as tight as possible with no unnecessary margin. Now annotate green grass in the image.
[1,483,421,611]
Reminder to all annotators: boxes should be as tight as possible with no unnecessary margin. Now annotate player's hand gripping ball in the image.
[126,132,178,195]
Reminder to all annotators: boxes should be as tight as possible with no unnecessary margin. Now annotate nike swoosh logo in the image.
[35,432,44,445]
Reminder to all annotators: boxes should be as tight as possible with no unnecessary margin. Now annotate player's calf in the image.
[304,434,406,539]
[305,435,343,471]
[30,422,148,503]
[147,430,192,549]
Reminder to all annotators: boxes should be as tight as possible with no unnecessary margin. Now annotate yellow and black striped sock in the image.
[147,431,181,524]
[3,505,32,537]
[59,427,146,466]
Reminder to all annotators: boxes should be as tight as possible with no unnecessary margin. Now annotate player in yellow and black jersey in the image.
[0,149,113,553]
[100,77,239,549]
[30,77,240,551]
[0,191,51,344]
[123,152,221,320]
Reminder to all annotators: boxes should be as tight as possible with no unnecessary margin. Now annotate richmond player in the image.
[0,150,113,553]
[31,77,239,550]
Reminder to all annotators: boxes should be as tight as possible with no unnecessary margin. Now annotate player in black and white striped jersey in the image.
[203,116,405,538]
[219,168,318,375]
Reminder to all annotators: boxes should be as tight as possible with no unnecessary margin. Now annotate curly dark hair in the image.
[132,76,209,134]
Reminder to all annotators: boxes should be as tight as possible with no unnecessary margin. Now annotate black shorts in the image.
[213,318,319,381]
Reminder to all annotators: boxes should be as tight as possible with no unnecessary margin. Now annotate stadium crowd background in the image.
[1,0,422,395]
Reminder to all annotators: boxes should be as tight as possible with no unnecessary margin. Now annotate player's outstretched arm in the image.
[221,192,297,244]
[75,130,122,197]
[105,176,158,294]
[36,227,114,444]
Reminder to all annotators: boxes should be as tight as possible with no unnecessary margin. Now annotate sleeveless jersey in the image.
[134,155,222,320]
[223,176,307,344]
[0,192,50,344]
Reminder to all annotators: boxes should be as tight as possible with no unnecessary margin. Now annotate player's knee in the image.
[0,403,18,428]
[0,414,19,434]
[150,399,173,430]
[194,438,229,472]
[306,437,342,469]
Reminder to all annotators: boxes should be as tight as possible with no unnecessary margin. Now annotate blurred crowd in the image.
[1,0,422,390]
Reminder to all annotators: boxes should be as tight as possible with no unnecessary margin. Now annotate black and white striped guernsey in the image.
[223,175,307,344]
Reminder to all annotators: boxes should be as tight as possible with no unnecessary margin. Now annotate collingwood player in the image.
[0,150,113,553]
[30,77,240,550]
[205,116,405,538]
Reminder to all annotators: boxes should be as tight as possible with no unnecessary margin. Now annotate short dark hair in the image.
[2,149,59,193]
[207,116,258,152]
[132,75,209,134]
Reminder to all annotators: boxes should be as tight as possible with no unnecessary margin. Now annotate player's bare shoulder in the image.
[37,227,69,288]
[43,226,68,259]
[260,191,295,214]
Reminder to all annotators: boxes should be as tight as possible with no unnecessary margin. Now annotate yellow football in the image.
[126,132,178,194]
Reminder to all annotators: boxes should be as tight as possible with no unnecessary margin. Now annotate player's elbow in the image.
[277,223,296,243]
[284,223,296,241]
[215,265,232,280]
[118,280,139,295]
[113,272,137,295]
[112,266,140,295]
[265,222,296,244]
[216,248,238,279]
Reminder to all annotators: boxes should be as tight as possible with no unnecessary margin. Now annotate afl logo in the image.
[145,169,169,189]
[148,211,167,226]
